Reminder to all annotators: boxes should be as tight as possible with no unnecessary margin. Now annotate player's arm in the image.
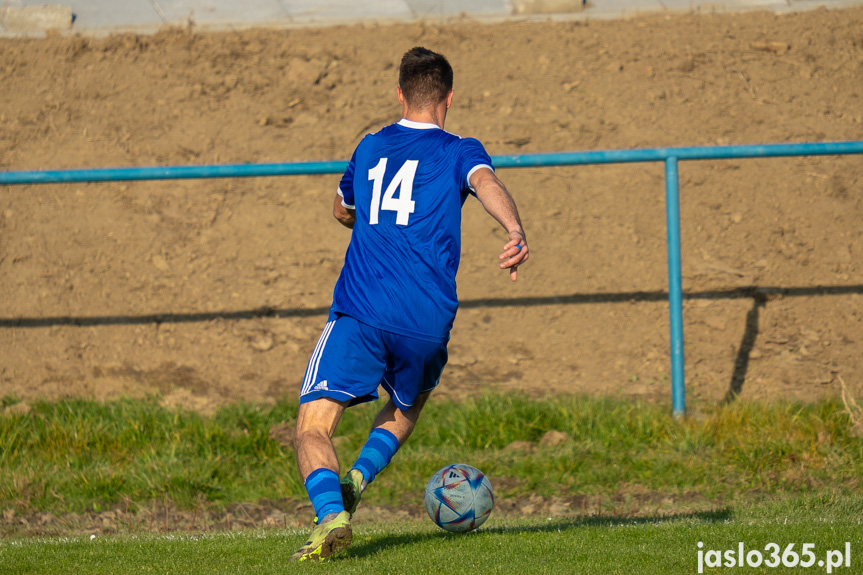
[334,146,359,229]
[333,193,355,229]
[469,167,529,282]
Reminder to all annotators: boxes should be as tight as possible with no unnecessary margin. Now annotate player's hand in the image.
[499,230,528,282]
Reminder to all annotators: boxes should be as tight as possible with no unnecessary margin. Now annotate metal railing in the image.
[4,140,863,416]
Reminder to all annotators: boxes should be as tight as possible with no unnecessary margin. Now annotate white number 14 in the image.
[367,158,417,226]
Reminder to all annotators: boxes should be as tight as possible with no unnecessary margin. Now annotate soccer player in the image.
[290,46,529,561]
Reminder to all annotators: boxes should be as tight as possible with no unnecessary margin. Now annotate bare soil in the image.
[2,8,863,411]
[0,490,718,538]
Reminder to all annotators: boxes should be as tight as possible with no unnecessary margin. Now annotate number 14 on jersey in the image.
[368,158,417,226]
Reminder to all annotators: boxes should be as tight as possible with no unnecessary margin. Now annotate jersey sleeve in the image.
[456,138,494,194]
[337,147,358,209]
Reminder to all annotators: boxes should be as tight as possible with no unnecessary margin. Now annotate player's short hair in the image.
[398,47,453,110]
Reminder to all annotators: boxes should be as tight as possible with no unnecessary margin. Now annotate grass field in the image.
[2,494,861,574]
[2,393,862,517]
[1,393,862,572]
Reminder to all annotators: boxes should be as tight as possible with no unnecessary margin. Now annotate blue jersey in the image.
[332,119,493,343]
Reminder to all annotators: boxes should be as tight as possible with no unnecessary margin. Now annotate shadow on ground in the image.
[344,507,732,560]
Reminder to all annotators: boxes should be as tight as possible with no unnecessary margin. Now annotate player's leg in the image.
[342,333,447,514]
[341,392,431,514]
[371,391,431,442]
[291,398,352,562]
[290,314,387,561]
[295,397,346,505]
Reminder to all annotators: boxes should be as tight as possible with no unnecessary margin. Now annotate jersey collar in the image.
[398,118,441,130]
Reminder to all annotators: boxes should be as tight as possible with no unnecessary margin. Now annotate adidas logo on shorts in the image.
[313,380,329,391]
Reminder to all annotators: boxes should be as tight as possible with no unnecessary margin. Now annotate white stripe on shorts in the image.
[302,320,335,395]
[302,320,333,394]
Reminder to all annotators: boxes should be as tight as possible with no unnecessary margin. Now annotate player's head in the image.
[398,47,453,110]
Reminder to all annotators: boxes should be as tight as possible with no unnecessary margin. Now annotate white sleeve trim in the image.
[466,164,494,192]
[337,186,355,209]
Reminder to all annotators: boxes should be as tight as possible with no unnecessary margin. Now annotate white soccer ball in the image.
[424,463,494,533]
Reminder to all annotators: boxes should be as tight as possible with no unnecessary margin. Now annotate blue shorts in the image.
[300,312,448,410]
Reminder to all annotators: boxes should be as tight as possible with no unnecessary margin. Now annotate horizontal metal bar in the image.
[2,141,862,185]
[0,160,349,185]
[491,140,863,168]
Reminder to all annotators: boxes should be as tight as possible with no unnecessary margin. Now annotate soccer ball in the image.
[424,463,494,533]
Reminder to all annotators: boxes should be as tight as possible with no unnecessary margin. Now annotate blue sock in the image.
[352,428,400,485]
[304,468,344,522]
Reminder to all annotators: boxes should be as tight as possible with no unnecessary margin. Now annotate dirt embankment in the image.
[1,8,862,412]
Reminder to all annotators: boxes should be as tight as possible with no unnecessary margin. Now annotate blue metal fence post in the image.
[664,156,686,417]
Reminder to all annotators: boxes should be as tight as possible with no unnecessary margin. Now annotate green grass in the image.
[1,393,861,519]
[1,494,861,574]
